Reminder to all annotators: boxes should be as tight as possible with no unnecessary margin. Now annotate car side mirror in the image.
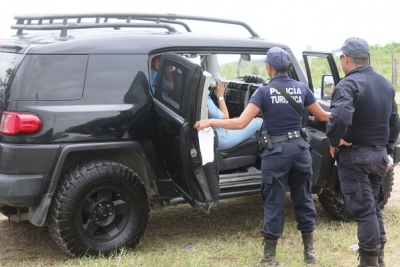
[321,74,334,100]
[241,54,251,61]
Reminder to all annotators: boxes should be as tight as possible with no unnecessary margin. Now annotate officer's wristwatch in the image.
[218,96,224,101]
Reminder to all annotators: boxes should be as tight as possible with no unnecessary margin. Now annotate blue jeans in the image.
[337,146,389,252]
[216,118,262,150]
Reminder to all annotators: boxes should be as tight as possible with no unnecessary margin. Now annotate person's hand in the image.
[194,120,212,131]
[387,155,394,171]
[215,82,227,98]
[329,139,352,158]
[329,146,337,158]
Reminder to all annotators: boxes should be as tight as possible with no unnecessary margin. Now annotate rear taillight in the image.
[0,112,43,135]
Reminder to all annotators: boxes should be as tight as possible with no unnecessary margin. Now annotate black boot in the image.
[254,238,279,266]
[378,243,385,267]
[358,249,378,267]
[302,232,316,264]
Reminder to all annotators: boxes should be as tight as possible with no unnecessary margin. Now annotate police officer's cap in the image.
[336,37,370,59]
[262,47,291,70]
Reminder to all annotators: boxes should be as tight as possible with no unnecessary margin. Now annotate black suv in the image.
[0,13,399,257]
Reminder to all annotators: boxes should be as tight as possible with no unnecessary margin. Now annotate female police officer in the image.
[194,47,330,266]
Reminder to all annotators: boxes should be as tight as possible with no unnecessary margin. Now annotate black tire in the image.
[379,165,395,208]
[48,160,150,257]
[318,166,394,222]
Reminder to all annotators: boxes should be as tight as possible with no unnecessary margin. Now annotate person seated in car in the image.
[209,81,262,150]
[150,55,174,96]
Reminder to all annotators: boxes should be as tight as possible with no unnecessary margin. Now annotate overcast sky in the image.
[1,0,398,59]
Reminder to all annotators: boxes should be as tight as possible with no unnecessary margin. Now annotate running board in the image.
[163,167,262,205]
[219,167,261,191]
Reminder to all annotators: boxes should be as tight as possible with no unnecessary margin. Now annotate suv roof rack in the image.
[11,13,260,39]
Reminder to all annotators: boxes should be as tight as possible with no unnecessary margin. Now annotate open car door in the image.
[153,53,219,213]
[302,51,341,189]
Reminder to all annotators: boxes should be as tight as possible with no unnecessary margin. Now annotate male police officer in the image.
[327,37,400,267]
[195,47,330,265]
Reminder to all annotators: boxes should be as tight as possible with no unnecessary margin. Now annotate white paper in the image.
[198,127,214,165]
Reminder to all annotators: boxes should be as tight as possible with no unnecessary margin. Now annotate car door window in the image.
[157,59,189,115]
[301,53,343,100]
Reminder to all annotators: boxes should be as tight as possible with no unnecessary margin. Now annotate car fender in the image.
[28,140,156,226]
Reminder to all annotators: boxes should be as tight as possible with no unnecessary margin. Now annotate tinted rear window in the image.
[10,54,87,101]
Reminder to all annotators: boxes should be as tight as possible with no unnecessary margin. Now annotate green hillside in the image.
[303,42,400,91]
[220,42,400,91]
[219,59,265,80]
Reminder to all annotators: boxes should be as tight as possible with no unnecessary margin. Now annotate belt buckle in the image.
[294,131,300,138]
[287,132,293,139]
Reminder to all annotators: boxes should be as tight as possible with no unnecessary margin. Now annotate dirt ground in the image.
[0,166,400,265]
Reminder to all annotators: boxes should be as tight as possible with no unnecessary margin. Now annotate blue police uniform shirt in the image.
[249,75,316,136]
[151,69,171,96]
[327,65,397,148]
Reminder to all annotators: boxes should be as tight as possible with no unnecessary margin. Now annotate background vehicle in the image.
[0,13,398,257]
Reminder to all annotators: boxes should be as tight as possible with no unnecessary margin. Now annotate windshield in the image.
[217,54,266,80]
[182,53,267,83]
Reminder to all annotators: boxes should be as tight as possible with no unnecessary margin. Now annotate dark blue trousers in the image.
[260,138,316,239]
[337,146,389,252]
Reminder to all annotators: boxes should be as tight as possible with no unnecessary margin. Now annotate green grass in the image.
[1,192,400,267]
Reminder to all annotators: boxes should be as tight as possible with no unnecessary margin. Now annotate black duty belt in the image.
[350,144,385,149]
[271,130,301,143]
